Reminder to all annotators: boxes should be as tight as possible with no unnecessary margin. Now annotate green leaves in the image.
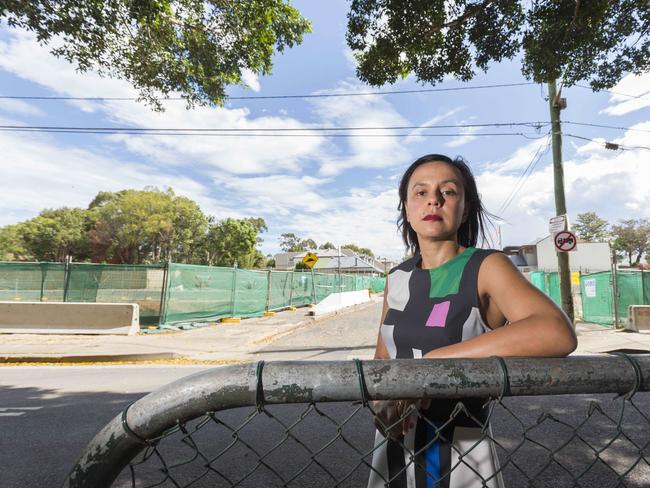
[347,0,649,88]
[2,0,311,109]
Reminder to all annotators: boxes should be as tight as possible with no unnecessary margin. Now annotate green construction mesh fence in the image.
[0,262,65,302]
[0,261,386,327]
[66,263,165,325]
[233,269,268,318]
[581,271,650,326]
[162,264,235,324]
[530,271,561,306]
[580,272,614,325]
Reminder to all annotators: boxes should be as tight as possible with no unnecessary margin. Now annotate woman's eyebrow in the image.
[411,179,459,188]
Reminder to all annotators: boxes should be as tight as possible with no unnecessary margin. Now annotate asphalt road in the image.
[2,304,650,487]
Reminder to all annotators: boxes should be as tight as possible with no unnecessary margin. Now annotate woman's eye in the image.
[442,189,456,197]
[416,190,426,196]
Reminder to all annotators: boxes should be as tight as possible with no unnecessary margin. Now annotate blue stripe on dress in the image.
[426,424,441,488]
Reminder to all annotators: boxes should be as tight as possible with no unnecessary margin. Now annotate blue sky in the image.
[1,0,649,260]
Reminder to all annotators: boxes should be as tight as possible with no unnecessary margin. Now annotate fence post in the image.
[611,245,620,327]
[39,262,47,302]
[266,269,272,312]
[230,267,238,316]
[63,256,72,302]
[288,271,294,308]
[157,260,170,325]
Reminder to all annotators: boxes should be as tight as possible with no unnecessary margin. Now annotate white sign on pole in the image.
[584,278,596,298]
[549,214,568,235]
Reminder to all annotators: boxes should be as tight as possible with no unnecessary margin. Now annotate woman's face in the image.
[404,161,468,244]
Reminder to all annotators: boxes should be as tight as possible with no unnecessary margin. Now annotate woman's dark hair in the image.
[397,154,494,254]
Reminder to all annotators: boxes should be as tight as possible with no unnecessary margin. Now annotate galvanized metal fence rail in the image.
[63,356,650,487]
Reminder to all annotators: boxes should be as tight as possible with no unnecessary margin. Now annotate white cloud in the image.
[309,81,412,176]
[240,69,261,92]
[0,98,45,117]
[0,30,327,175]
[445,125,481,148]
[270,186,404,259]
[601,72,650,116]
[0,130,237,226]
[476,124,650,247]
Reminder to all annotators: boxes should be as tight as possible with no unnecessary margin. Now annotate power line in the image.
[0,121,549,132]
[0,82,536,101]
[564,121,650,133]
[497,134,552,216]
[561,133,650,151]
[0,127,548,138]
[574,84,650,102]
[1,120,643,133]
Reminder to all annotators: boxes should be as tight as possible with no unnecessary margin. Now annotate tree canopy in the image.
[2,0,311,109]
[346,0,649,89]
[611,218,649,267]
[573,212,610,242]
[0,187,272,267]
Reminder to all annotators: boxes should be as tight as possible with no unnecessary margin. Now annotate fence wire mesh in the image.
[64,356,650,488]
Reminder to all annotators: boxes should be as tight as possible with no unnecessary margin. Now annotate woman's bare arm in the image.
[423,252,577,359]
[374,282,391,359]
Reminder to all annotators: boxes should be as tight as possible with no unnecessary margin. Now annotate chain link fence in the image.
[63,355,650,487]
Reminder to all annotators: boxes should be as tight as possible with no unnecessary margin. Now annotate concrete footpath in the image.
[1,295,650,363]
[0,297,385,364]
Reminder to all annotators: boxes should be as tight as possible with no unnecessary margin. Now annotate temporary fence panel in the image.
[162,264,235,324]
[66,263,165,325]
[580,272,614,325]
[233,269,268,318]
[268,271,292,311]
[64,356,650,488]
[581,271,650,326]
[0,262,65,302]
[370,276,386,293]
[530,271,561,307]
[314,272,338,303]
[618,272,645,322]
[290,272,314,307]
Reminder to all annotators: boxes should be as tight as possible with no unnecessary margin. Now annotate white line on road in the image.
[0,406,43,417]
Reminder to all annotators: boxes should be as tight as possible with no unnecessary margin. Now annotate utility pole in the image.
[547,79,574,323]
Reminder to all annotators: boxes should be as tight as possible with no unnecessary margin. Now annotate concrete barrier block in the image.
[310,290,371,316]
[0,302,140,335]
[627,305,650,332]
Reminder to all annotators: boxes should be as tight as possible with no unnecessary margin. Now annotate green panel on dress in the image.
[428,247,478,298]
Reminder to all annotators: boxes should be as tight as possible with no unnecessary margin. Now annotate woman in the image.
[368,154,577,487]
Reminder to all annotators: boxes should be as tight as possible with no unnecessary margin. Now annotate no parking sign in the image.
[554,231,577,252]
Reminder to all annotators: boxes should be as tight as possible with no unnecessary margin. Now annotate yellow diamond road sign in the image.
[302,252,318,269]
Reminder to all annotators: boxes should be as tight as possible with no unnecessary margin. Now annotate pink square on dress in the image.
[425,300,450,327]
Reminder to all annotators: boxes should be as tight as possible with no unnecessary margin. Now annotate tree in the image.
[2,1,311,109]
[319,242,336,250]
[88,188,207,263]
[573,212,610,242]
[611,219,650,267]
[279,233,317,252]
[0,224,32,261]
[18,208,90,262]
[204,218,258,267]
[346,1,649,91]
[342,243,374,258]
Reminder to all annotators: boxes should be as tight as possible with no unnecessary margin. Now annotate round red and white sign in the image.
[554,231,577,252]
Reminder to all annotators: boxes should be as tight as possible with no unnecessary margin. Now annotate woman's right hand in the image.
[372,399,430,440]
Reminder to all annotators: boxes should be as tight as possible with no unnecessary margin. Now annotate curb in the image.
[251,298,380,346]
[0,352,181,363]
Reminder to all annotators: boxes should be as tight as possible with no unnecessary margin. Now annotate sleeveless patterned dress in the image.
[368,247,506,488]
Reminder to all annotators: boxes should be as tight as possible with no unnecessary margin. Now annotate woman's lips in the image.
[423,214,442,221]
